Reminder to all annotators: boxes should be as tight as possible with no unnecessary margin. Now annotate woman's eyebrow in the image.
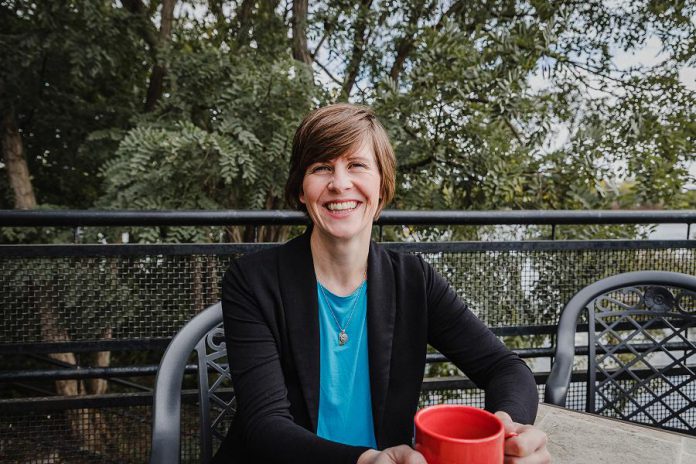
[345,155,371,163]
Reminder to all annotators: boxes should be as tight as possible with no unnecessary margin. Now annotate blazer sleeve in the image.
[221,260,370,464]
[420,257,539,424]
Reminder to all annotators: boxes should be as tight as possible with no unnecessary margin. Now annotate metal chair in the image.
[150,302,234,464]
[545,271,696,434]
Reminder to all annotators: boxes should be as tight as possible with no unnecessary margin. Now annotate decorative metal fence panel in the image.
[1,239,695,463]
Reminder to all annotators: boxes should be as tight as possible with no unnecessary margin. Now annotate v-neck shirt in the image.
[316,281,377,448]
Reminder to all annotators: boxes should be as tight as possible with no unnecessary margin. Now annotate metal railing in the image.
[1,209,695,462]
[2,208,695,241]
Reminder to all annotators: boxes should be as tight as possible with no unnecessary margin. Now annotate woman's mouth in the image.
[325,200,360,212]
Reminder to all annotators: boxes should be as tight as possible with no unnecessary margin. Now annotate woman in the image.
[214,103,549,464]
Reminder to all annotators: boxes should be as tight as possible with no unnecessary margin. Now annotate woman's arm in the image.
[222,260,369,464]
[419,259,550,462]
[420,258,538,425]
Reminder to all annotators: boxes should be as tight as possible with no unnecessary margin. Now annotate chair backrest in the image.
[150,302,235,464]
[545,271,696,433]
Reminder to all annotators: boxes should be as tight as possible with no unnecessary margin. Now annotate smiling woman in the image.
[300,140,382,243]
[285,103,396,218]
[213,103,550,464]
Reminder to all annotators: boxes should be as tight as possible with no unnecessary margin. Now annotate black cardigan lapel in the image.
[366,241,396,448]
[278,230,321,431]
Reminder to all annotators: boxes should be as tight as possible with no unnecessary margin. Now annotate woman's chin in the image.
[315,221,371,242]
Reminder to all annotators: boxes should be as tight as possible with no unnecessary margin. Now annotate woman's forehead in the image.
[311,137,375,164]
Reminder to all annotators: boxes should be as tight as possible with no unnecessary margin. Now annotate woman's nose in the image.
[329,168,352,191]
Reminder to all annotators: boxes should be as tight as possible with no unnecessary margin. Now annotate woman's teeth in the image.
[326,201,358,211]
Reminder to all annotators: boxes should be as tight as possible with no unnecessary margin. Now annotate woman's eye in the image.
[350,162,367,169]
[312,165,331,173]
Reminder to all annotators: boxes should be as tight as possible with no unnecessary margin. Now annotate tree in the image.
[142,0,177,112]
[99,48,319,242]
[361,1,695,219]
[1,0,693,239]
[0,0,150,210]
[96,0,320,242]
[1,105,36,209]
[0,2,152,453]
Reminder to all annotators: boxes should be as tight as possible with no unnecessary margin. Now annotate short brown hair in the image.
[285,103,396,216]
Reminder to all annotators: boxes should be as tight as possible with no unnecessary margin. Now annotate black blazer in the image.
[213,231,538,464]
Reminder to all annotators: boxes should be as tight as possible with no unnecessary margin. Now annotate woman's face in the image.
[300,139,382,243]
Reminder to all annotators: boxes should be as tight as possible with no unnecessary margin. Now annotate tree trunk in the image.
[341,1,373,98]
[389,0,446,84]
[144,0,177,112]
[235,0,255,47]
[144,65,166,112]
[3,105,106,455]
[121,0,159,51]
[84,327,113,454]
[36,271,114,455]
[37,292,93,453]
[291,0,312,64]
[38,300,82,397]
[86,327,112,395]
[1,107,36,209]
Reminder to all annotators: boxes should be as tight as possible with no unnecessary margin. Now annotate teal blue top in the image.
[316,280,377,448]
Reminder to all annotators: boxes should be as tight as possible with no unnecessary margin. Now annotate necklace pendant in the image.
[338,330,349,346]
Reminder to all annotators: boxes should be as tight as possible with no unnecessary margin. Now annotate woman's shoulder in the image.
[229,232,309,275]
[234,244,282,268]
[371,242,429,275]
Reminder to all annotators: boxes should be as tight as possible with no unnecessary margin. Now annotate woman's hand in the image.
[356,412,548,464]
[495,411,551,463]
[357,446,427,464]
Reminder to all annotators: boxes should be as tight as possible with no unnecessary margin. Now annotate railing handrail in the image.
[1,209,695,227]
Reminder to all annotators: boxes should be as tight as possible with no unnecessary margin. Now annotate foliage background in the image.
[1,0,695,243]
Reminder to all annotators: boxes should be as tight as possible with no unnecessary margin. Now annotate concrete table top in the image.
[536,403,696,464]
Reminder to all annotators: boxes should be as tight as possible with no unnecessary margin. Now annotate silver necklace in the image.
[318,276,366,346]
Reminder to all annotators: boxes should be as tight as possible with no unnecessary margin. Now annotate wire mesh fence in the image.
[1,240,695,462]
[0,405,198,464]
[2,244,694,344]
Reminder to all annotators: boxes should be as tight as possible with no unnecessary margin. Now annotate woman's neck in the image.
[310,228,370,296]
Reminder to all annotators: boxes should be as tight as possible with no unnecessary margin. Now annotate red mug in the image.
[414,405,505,464]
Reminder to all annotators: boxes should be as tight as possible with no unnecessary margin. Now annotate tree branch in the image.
[314,59,343,86]
[144,0,177,112]
[291,0,312,64]
[389,0,460,83]
[341,0,373,98]
[398,155,435,172]
[235,0,255,47]
[311,28,330,60]
[2,106,37,209]
[502,116,524,145]
[208,0,229,45]
[558,57,663,93]
[121,0,159,54]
